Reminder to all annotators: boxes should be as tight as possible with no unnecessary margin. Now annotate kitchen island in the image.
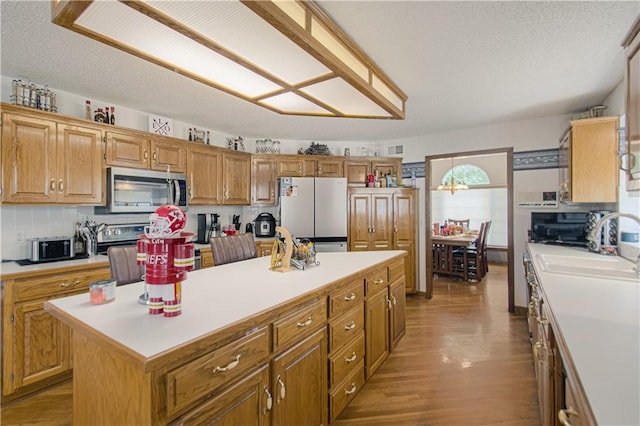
[526,243,639,425]
[45,250,407,425]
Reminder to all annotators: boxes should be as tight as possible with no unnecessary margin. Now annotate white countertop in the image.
[526,243,640,425]
[46,251,404,361]
[0,254,110,277]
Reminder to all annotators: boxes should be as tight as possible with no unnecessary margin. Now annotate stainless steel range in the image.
[96,223,147,254]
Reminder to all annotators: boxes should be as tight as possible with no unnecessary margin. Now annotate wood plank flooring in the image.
[335,263,540,425]
[1,263,539,425]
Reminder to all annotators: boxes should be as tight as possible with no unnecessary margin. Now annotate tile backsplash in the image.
[1,204,279,261]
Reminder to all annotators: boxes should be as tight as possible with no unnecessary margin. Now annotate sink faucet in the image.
[587,212,640,262]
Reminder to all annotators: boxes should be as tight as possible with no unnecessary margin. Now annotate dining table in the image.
[431,234,477,281]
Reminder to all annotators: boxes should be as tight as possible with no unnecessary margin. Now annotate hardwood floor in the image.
[1,263,539,425]
[335,263,540,425]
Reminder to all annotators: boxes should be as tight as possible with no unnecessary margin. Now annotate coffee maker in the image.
[196,213,220,243]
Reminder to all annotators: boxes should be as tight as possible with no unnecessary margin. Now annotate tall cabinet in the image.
[348,187,418,293]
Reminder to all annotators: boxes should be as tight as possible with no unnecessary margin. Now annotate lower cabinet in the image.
[365,287,390,379]
[272,329,327,426]
[1,264,111,401]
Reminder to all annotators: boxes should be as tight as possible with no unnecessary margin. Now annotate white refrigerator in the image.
[279,177,347,252]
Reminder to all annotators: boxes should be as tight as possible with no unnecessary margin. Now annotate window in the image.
[442,164,490,186]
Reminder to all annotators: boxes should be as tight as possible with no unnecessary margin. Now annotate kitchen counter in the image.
[46,250,404,361]
[527,243,639,425]
[0,255,109,279]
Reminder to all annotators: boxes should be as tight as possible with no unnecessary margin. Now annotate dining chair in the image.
[448,218,470,228]
[107,245,144,286]
[453,222,486,281]
[481,220,492,275]
[209,233,258,266]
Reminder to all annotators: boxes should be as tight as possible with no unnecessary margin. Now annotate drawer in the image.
[329,332,364,388]
[13,266,111,302]
[365,266,388,296]
[273,299,326,351]
[166,326,270,417]
[388,258,405,283]
[328,278,364,318]
[329,360,365,423]
[328,304,364,352]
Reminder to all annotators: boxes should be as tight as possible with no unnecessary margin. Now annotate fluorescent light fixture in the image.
[51,0,407,119]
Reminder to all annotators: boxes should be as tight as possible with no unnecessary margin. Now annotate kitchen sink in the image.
[536,253,640,282]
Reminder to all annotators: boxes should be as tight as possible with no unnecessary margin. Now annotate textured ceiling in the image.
[1,1,638,142]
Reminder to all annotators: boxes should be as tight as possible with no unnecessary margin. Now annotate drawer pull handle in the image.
[60,279,81,288]
[152,151,157,162]
[277,375,286,401]
[387,297,392,311]
[212,354,241,373]
[558,407,577,426]
[391,295,397,305]
[58,179,64,193]
[296,316,313,327]
[263,385,273,411]
[344,383,357,395]
[144,150,148,160]
[345,352,357,363]
[50,179,56,191]
[344,293,356,302]
[344,321,356,331]
[373,278,384,285]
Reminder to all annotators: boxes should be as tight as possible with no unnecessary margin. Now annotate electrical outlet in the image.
[15,231,25,243]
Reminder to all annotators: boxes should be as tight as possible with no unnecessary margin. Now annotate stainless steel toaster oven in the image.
[27,237,75,262]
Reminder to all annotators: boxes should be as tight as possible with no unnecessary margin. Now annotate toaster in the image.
[27,237,75,262]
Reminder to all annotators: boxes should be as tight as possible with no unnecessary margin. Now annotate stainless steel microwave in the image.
[95,167,188,214]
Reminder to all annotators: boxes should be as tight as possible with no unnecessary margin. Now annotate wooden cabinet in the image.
[251,156,277,205]
[255,239,274,257]
[275,154,344,177]
[222,151,251,205]
[105,130,186,173]
[559,116,619,203]
[327,277,365,422]
[344,157,402,186]
[271,328,327,426]
[2,108,104,205]
[364,273,390,379]
[348,188,418,293]
[199,247,214,269]
[623,16,640,191]
[389,277,406,349]
[1,264,110,401]
[187,144,223,205]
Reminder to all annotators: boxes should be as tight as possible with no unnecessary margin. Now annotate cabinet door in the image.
[371,193,393,249]
[272,329,327,426]
[344,159,370,186]
[348,191,372,250]
[624,19,640,190]
[11,300,71,392]
[150,139,186,173]
[393,190,417,292]
[365,288,390,379]
[223,152,251,205]
[199,248,214,269]
[187,145,223,205]
[276,157,304,177]
[172,365,270,426]
[1,112,57,203]
[251,157,277,205]
[105,131,150,169]
[57,124,104,204]
[316,158,344,177]
[372,158,401,178]
[389,279,406,349]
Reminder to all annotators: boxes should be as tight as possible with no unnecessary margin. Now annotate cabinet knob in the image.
[152,151,157,162]
[143,150,148,160]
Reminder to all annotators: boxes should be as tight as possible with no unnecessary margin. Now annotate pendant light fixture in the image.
[437,157,469,195]
[51,0,407,120]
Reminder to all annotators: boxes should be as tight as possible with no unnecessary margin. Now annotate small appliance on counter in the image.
[254,213,276,237]
[196,213,220,243]
[27,237,76,263]
[529,212,588,247]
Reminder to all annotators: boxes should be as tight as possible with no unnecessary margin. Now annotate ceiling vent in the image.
[387,144,404,156]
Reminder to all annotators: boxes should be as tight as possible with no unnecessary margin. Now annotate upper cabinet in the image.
[559,116,619,203]
[275,154,344,177]
[251,156,277,205]
[623,16,640,191]
[186,144,223,205]
[222,150,251,205]
[344,157,402,187]
[1,106,104,205]
[105,131,186,173]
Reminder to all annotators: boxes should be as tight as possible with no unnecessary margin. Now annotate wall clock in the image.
[148,114,173,136]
